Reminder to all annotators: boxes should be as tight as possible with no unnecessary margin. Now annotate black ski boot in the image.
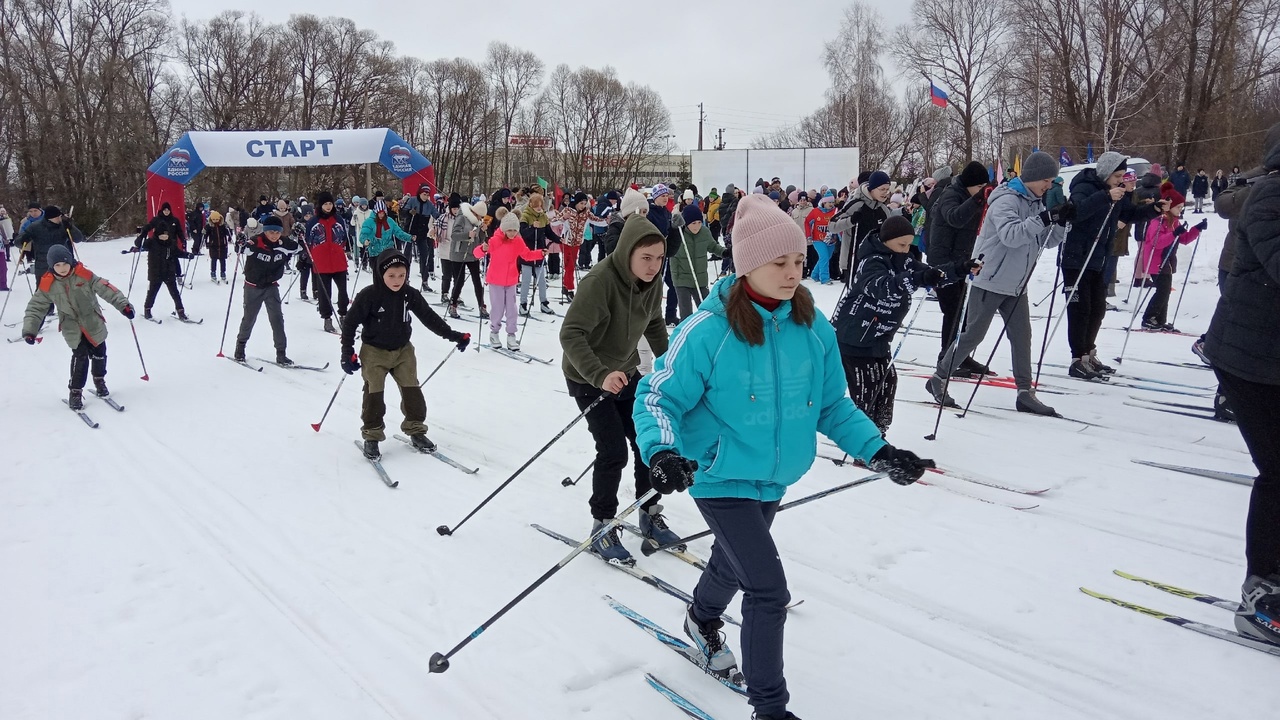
[479,304,490,320]
[233,341,247,362]
[1016,389,1057,416]
[1086,350,1116,375]
[276,352,294,367]
[362,440,381,460]
[67,387,84,410]
[1069,358,1104,380]
[752,712,803,720]
[1236,574,1280,646]
[925,375,958,408]
[143,307,154,320]
[92,376,109,398]
[447,303,460,319]
[959,356,993,376]
[409,434,437,453]
[323,316,336,333]
[176,309,189,322]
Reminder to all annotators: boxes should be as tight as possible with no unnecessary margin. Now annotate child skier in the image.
[804,191,838,284]
[632,194,933,720]
[340,248,470,460]
[134,205,191,321]
[558,211,672,566]
[477,212,546,350]
[234,215,299,365]
[204,210,233,283]
[1140,185,1205,330]
[361,200,413,259]
[832,215,979,432]
[22,245,134,408]
[670,203,725,320]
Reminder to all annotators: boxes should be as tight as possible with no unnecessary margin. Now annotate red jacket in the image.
[305,214,350,275]
[804,206,836,243]
[476,230,544,286]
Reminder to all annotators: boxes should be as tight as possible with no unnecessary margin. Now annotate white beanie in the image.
[682,189,695,201]
[620,188,647,218]
[500,211,520,235]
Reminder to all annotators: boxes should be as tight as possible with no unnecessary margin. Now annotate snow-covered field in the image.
[1,217,1263,720]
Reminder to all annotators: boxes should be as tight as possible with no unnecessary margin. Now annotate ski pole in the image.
[1033,265,1062,385]
[280,269,301,304]
[955,322,1009,420]
[436,393,609,536]
[1031,284,1056,308]
[925,272,977,441]
[310,374,347,432]
[185,252,200,289]
[0,253,23,327]
[126,245,142,297]
[561,460,595,487]
[129,319,150,381]
[1115,223,1182,365]
[418,346,455,388]
[641,471,888,557]
[889,292,926,362]
[428,489,659,673]
[215,246,244,357]
[516,266,536,347]
[1168,232,1202,329]
[1037,202,1118,372]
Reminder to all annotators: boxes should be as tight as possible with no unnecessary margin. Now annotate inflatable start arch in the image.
[145,128,437,221]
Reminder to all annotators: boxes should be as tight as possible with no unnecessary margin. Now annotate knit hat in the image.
[379,252,408,275]
[315,190,335,208]
[448,192,462,209]
[28,201,41,210]
[620,188,647,218]
[731,194,807,277]
[959,161,989,187]
[261,215,284,230]
[1020,151,1060,183]
[820,191,835,206]
[1095,151,1128,179]
[932,166,953,182]
[682,188,695,201]
[681,204,704,225]
[866,171,891,190]
[43,205,63,220]
[258,194,269,202]
[650,183,671,200]
[572,191,590,206]
[372,200,388,214]
[209,210,223,224]
[47,244,75,268]
[879,215,915,243]
[500,211,521,235]
[1160,182,1186,208]
[787,190,799,204]
[751,186,765,194]
[768,190,781,201]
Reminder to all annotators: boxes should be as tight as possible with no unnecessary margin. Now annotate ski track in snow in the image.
[0,226,1268,720]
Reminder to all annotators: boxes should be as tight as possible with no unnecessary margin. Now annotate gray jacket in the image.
[442,204,484,263]
[970,180,1066,297]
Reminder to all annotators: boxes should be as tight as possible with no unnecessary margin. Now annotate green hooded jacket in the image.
[669,223,725,289]
[560,216,670,387]
[24,262,130,348]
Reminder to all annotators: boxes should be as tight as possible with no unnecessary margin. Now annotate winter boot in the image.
[589,519,634,565]
[409,434,437,453]
[176,309,189,322]
[540,301,556,315]
[1192,337,1211,365]
[362,440,381,461]
[639,504,685,551]
[1016,389,1057,416]
[323,316,336,333]
[233,341,247,362]
[221,274,227,283]
[520,302,529,316]
[440,291,448,306]
[959,356,993,376]
[92,376,109,398]
[479,304,490,320]
[447,303,460,320]
[276,352,294,367]
[683,606,739,677]
[1141,318,1161,330]
[1161,323,1178,332]
[1069,358,1104,380]
[507,335,521,351]
[67,387,84,411]
[1213,390,1235,422]
[300,292,310,301]
[143,307,154,320]
[925,374,958,408]
[1236,574,1280,646]
[489,331,501,348]
[1087,350,1116,375]
[422,280,434,293]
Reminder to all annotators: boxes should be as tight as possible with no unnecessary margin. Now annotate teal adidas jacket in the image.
[633,276,887,502]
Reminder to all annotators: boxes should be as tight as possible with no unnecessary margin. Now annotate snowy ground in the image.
[0,216,1264,720]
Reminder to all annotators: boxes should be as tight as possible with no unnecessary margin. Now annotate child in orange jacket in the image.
[476,211,545,349]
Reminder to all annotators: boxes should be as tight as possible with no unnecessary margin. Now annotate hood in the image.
[851,183,886,211]
[159,202,173,216]
[604,215,665,290]
[1069,167,1106,194]
[723,183,737,196]
[460,202,483,225]
[855,232,893,266]
[372,248,411,295]
[315,191,335,218]
[492,188,513,205]
[1138,172,1162,189]
[987,177,1038,204]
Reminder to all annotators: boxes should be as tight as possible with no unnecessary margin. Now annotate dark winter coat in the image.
[926,181,984,266]
[239,231,299,287]
[922,176,951,214]
[1204,143,1280,385]
[402,193,439,240]
[1169,169,1192,196]
[341,249,463,358]
[186,208,205,238]
[830,186,891,275]
[719,185,740,235]
[1191,175,1210,198]
[136,203,186,251]
[833,233,962,359]
[1211,176,1229,201]
[142,232,187,281]
[486,189,515,235]
[304,212,351,275]
[1136,173,1163,205]
[19,217,79,277]
[1061,169,1158,272]
[603,212,625,255]
[518,221,559,268]
[1215,166,1265,273]
[204,223,232,260]
[251,201,275,222]
[647,202,673,236]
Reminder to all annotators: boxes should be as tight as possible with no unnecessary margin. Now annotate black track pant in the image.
[1215,367,1280,578]
[840,354,896,434]
[567,375,655,520]
[1061,267,1107,357]
[313,271,349,319]
[449,261,484,308]
[936,281,967,362]
[69,337,107,389]
[1143,273,1173,326]
[144,276,183,311]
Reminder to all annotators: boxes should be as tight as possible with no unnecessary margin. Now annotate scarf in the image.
[375,215,389,238]
[520,205,548,228]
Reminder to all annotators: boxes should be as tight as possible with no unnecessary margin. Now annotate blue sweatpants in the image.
[812,241,833,283]
[692,497,790,718]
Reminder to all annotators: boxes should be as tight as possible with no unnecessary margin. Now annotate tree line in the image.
[0,1,672,234]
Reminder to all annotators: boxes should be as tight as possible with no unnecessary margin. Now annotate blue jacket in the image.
[633,277,887,502]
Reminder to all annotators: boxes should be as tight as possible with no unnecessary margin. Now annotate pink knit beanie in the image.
[732,194,807,276]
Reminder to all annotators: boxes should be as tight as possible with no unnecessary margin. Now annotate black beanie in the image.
[959,161,990,188]
[447,192,462,209]
[43,205,63,220]
[880,215,915,243]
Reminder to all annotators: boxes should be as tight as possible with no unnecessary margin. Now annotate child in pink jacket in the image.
[476,211,545,350]
[1139,185,1205,330]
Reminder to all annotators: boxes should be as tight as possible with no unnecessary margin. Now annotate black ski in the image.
[1126,358,1212,371]
[1130,459,1253,486]
[1080,587,1280,658]
[254,358,330,372]
[480,344,532,363]
[391,434,480,474]
[1126,395,1214,413]
[225,356,264,372]
[1122,401,1228,422]
[170,312,204,325]
[354,440,397,487]
[144,316,163,325]
[90,392,125,412]
[61,398,99,428]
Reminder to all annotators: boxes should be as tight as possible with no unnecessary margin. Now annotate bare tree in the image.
[486,42,544,186]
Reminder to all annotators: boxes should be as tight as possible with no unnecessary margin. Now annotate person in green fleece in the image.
[559,212,672,566]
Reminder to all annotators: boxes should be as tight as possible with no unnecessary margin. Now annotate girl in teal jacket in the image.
[633,194,933,720]
[360,201,413,258]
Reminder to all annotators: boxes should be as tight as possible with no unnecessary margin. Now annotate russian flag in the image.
[929,83,948,108]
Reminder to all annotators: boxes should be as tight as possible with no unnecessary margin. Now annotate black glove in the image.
[1194,219,1208,232]
[1053,201,1075,225]
[1173,223,1187,237]
[910,266,948,288]
[869,445,936,486]
[121,304,135,319]
[341,352,360,375]
[22,333,36,345]
[455,332,471,353]
[948,258,983,280]
[649,450,697,494]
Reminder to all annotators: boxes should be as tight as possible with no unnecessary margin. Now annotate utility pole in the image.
[697,102,705,151]
[716,128,725,151]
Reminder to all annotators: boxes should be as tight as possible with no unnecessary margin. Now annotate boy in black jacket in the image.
[831,215,978,432]
[234,215,299,364]
[341,248,470,460]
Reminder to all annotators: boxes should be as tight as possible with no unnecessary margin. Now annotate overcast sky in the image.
[168,0,916,151]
